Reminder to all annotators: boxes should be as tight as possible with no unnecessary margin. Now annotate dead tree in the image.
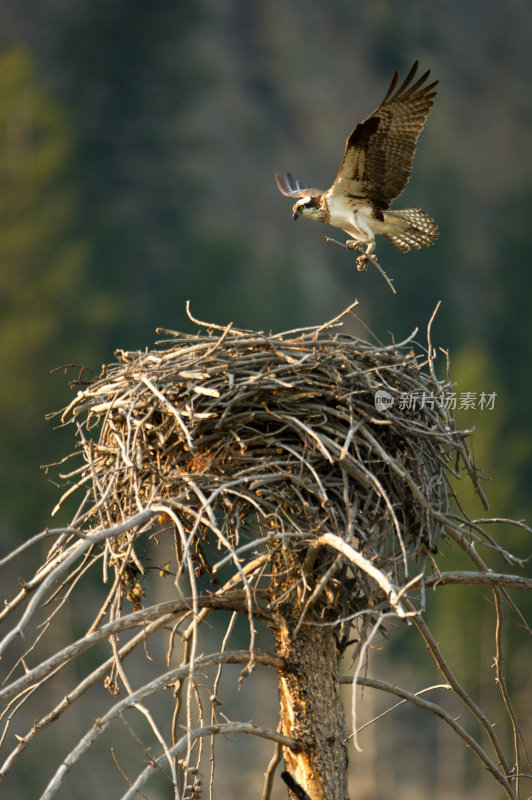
[0,302,530,800]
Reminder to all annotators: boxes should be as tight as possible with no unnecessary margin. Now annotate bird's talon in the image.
[345,240,363,252]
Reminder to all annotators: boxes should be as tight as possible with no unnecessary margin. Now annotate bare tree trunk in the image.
[270,546,349,800]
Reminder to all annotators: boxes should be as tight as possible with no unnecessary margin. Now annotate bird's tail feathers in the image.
[384,208,439,253]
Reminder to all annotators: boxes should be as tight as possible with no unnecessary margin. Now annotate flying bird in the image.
[275,61,438,274]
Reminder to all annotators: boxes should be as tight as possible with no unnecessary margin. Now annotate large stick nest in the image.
[55,305,483,623]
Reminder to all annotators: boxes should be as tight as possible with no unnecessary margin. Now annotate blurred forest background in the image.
[0,1,531,798]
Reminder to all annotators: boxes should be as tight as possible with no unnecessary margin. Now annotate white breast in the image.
[326,194,375,243]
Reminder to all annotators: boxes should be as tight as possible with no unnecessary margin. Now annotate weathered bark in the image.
[269,546,349,800]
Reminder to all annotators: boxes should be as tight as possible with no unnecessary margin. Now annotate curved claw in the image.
[345,240,364,253]
[356,253,378,272]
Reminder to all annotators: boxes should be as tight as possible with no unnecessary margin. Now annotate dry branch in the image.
[0,304,530,799]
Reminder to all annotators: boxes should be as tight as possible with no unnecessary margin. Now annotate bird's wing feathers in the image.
[329,61,438,209]
[275,172,322,200]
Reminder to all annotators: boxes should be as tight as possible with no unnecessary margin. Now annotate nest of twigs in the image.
[52,303,484,626]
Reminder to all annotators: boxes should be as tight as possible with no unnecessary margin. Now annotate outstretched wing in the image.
[275,172,322,200]
[329,61,438,209]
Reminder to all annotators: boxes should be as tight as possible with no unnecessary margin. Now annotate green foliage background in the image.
[0,1,530,798]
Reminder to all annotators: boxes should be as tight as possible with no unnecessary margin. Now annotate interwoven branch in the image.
[46,303,491,624]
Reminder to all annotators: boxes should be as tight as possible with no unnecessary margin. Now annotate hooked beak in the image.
[292,209,300,221]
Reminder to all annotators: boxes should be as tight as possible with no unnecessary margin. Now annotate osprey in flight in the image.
[275,61,438,272]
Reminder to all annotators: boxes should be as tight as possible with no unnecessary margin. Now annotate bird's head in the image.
[292,195,321,221]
